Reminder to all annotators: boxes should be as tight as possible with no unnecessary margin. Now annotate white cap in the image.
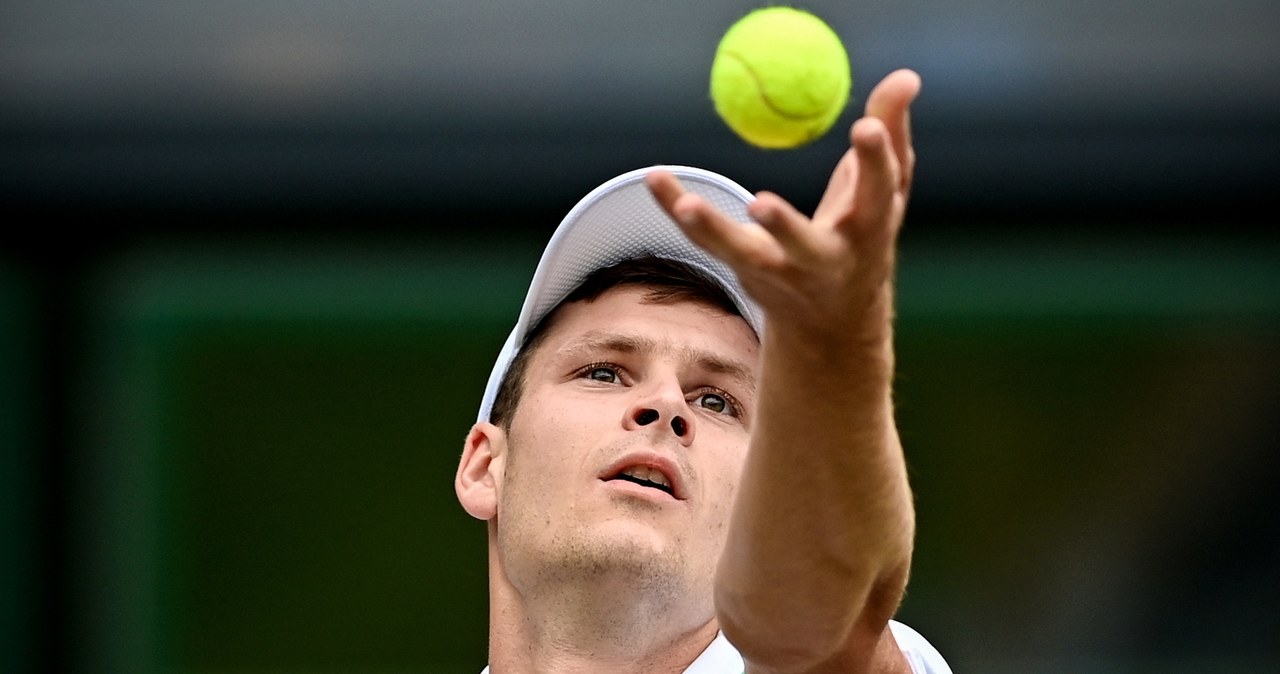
[476,165,765,423]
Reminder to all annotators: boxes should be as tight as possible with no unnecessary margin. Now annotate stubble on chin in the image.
[500,502,691,601]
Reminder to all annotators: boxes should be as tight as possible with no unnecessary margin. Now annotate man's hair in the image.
[488,255,745,428]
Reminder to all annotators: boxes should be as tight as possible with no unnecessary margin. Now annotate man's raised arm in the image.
[647,68,923,673]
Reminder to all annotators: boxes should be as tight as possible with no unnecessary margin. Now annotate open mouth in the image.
[608,466,675,497]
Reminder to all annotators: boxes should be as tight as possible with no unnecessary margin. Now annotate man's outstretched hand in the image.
[646,68,921,344]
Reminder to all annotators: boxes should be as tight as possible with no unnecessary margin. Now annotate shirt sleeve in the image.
[888,620,953,674]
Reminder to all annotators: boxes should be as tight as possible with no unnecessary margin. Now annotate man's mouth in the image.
[608,465,675,497]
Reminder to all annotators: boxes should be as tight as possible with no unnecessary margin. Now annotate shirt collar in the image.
[479,630,743,674]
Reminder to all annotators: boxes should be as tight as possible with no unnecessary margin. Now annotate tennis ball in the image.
[710,7,852,149]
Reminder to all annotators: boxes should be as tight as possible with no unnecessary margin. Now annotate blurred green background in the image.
[10,233,1276,673]
[3,1,1279,672]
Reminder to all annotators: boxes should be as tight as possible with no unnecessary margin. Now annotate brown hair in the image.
[488,255,745,427]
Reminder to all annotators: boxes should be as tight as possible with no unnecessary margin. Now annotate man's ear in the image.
[455,421,506,521]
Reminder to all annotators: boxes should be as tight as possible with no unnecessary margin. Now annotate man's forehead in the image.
[548,285,756,344]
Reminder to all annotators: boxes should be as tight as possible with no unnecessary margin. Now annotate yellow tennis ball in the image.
[710,7,852,149]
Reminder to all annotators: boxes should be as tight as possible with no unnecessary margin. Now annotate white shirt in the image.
[480,619,953,674]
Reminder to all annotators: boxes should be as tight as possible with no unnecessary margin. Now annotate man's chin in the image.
[548,527,685,589]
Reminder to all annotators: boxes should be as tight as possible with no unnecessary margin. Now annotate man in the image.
[455,69,951,673]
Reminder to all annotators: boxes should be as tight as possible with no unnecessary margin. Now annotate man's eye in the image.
[587,366,620,383]
[695,392,732,415]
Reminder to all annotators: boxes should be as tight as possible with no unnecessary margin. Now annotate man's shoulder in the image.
[682,621,952,674]
[886,620,953,674]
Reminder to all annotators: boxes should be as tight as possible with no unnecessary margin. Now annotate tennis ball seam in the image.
[721,49,841,122]
[709,7,852,149]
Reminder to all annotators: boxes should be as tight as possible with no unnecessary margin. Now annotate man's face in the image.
[493,284,760,617]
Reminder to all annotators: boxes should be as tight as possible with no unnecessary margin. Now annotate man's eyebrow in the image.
[557,330,756,395]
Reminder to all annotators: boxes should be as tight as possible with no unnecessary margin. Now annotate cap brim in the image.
[477,165,764,423]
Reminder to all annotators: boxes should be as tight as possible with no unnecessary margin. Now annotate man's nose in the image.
[633,408,689,437]
[624,386,694,446]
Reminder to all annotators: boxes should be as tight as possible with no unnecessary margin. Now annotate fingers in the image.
[750,191,829,268]
[848,116,900,236]
[812,149,858,226]
[814,69,920,230]
[648,68,921,274]
[646,170,784,270]
[863,69,921,193]
[648,170,824,270]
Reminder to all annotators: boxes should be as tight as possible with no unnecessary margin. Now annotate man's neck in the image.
[486,560,719,674]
